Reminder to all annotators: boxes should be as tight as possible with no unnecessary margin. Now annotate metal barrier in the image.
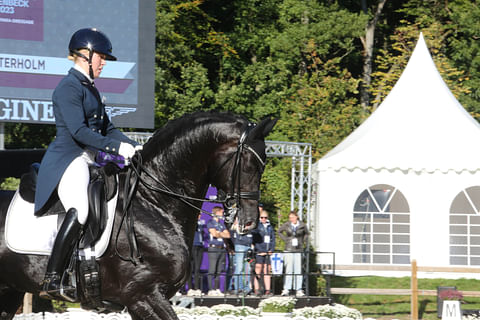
[184,250,335,298]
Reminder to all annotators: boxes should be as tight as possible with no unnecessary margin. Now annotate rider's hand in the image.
[119,142,136,159]
[134,144,143,151]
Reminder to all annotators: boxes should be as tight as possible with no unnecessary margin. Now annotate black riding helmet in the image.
[68,28,116,78]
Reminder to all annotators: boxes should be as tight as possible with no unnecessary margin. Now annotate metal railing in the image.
[183,250,335,299]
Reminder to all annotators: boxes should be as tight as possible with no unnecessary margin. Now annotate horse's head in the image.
[210,117,277,233]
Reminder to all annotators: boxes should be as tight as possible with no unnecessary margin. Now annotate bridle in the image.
[211,122,265,224]
[115,122,266,264]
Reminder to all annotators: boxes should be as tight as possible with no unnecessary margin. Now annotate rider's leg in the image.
[57,154,91,225]
[40,155,90,298]
[40,208,82,297]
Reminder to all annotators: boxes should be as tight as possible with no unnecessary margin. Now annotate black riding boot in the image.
[39,208,82,300]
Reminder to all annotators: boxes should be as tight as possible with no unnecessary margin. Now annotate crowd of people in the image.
[184,204,309,297]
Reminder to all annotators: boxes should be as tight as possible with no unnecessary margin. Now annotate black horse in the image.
[0,111,276,320]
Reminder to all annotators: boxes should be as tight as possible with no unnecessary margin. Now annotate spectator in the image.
[278,210,309,297]
[187,213,206,296]
[224,233,235,294]
[206,206,230,296]
[258,203,265,216]
[252,210,275,296]
[231,218,253,295]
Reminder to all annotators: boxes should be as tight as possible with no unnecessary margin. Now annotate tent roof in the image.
[317,33,480,173]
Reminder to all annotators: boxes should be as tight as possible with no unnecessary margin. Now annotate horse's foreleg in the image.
[0,287,24,320]
[127,292,178,320]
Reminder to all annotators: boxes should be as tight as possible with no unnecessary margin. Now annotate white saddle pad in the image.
[5,188,118,258]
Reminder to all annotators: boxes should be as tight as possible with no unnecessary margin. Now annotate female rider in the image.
[34,28,141,299]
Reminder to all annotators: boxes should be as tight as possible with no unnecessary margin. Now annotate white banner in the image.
[0,53,135,79]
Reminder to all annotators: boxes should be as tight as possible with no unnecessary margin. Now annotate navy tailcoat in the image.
[34,68,137,214]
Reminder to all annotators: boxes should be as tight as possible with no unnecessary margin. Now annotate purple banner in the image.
[0,0,44,41]
[0,72,133,93]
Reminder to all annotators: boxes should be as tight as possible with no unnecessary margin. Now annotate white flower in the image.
[189,306,216,315]
[172,306,191,315]
[292,303,362,319]
[259,296,297,313]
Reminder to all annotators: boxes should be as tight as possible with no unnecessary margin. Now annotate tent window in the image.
[352,184,410,265]
[450,186,480,266]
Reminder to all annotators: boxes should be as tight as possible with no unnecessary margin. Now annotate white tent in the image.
[312,34,480,278]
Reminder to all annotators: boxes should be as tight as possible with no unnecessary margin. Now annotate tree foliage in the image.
[5,0,480,227]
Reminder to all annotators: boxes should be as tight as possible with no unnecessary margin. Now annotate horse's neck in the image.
[135,139,214,230]
[135,119,237,238]
[143,128,225,199]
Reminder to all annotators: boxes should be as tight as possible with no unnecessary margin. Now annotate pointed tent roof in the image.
[317,33,480,173]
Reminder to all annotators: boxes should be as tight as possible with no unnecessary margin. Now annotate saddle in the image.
[18,162,118,249]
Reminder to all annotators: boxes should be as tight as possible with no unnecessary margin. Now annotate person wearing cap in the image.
[35,28,141,299]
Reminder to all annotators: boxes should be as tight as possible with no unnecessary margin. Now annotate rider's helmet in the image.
[69,28,116,61]
[68,28,116,79]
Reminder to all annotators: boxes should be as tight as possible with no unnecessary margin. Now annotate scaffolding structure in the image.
[264,141,312,227]
[125,133,313,227]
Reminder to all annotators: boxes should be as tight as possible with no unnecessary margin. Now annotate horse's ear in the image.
[251,117,277,139]
[262,117,277,137]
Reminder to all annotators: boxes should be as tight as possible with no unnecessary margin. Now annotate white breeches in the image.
[57,153,93,225]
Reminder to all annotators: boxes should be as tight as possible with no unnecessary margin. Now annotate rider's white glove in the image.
[134,144,143,151]
[119,142,136,159]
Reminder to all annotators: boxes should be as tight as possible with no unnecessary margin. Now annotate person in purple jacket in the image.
[35,28,141,299]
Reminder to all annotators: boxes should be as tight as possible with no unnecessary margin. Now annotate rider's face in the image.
[91,52,107,79]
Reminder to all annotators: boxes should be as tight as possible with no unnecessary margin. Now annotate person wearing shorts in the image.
[252,210,275,296]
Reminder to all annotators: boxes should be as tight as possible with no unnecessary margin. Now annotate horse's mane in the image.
[141,111,248,161]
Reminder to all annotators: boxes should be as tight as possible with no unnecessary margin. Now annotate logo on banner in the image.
[0,0,44,41]
[105,106,137,119]
[0,97,137,123]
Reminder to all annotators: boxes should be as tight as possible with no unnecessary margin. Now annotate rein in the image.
[114,123,265,264]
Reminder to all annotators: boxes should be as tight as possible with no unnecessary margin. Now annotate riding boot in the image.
[39,208,83,299]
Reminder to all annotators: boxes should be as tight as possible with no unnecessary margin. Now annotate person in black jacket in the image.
[278,210,309,296]
[252,210,275,296]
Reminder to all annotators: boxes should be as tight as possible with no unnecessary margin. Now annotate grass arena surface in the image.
[331,276,480,320]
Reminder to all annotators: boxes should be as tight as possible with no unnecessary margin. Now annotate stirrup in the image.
[39,272,77,302]
[39,273,60,300]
